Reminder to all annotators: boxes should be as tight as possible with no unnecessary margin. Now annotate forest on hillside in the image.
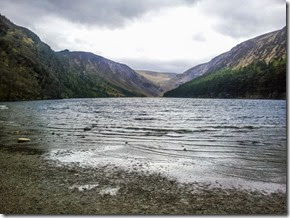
[164,58,286,99]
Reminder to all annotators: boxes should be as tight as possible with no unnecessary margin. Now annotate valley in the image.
[0,14,286,101]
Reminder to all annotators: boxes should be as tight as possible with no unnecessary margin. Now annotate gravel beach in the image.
[0,145,286,215]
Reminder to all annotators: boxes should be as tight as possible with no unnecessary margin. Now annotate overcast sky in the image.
[0,0,286,73]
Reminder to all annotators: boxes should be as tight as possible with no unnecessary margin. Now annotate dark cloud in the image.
[118,58,206,74]
[0,0,199,28]
[200,0,286,38]
[0,0,284,38]
[0,0,285,73]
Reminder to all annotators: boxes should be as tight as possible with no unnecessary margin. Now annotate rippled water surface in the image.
[0,98,286,191]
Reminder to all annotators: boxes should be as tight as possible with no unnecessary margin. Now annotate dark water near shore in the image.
[0,98,286,192]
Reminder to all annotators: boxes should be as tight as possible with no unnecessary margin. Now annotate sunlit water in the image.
[0,98,286,192]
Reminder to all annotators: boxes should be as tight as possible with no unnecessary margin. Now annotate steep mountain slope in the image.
[164,27,286,99]
[59,51,161,97]
[165,27,286,90]
[0,15,63,100]
[135,70,177,94]
[0,14,160,101]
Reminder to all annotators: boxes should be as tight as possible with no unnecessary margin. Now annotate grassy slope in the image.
[136,70,176,86]
[136,70,177,94]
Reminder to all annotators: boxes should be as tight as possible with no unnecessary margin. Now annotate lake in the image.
[0,98,286,192]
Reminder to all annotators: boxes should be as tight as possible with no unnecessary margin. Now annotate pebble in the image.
[17,138,31,143]
[84,127,92,131]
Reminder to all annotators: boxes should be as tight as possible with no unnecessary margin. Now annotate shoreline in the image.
[46,148,286,194]
[0,147,286,215]
[0,97,286,104]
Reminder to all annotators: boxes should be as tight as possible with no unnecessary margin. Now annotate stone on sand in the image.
[17,138,31,143]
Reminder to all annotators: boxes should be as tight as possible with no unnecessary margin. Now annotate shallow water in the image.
[0,98,286,192]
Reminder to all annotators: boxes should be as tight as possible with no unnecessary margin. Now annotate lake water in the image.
[0,98,286,192]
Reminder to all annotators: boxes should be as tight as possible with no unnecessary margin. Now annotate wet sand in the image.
[0,146,286,215]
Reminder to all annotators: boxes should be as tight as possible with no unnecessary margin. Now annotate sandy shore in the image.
[0,146,286,215]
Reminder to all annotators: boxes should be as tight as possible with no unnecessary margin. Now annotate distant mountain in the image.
[164,27,286,99]
[0,14,160,101]
[58,51,161,97]
[135,70,177,94]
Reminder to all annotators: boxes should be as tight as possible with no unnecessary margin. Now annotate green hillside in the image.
[164,58,286,99]
[0,15,141,101]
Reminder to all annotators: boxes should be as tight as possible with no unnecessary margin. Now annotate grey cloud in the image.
[118,58,206,74]
[200,0,285,38]
[192,33,206,42]
[0,0,199,28]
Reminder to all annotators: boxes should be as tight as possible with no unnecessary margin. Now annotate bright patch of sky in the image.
[0,0,285,73]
